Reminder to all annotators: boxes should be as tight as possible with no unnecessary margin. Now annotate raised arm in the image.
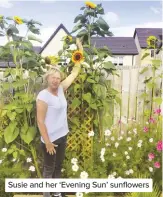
[61,38,83,91]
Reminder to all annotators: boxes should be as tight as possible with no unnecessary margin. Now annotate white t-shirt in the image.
[36,85,69,143]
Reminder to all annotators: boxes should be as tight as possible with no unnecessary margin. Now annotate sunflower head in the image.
[64,35,73,43]
[147,35,158,48]
[72,50,84,64]
[13,16,23,25]
[85,1,97,9]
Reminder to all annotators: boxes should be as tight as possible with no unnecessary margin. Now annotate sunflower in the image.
[146,36,157,48]
[85,1,97,9]
[13,16,23,25]
[72,50,84,64]
[64,35,72,42]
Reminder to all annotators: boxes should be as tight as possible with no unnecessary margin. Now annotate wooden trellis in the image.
[65,77,93,166]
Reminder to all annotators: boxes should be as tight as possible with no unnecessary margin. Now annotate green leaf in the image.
[96,5,104,14]
[139,67,149,74]
[141,53,150,60]
[74,14,85,23]
[82,93,92,104]
[86,77,96,83]
[4,123,19,144]
[80,6,85,10]
[71,23,83,34]
[26,104,33,112]
[6,25,19,36]
[140,92,148,99]
[144,77,152,84]
[93,84,105,97]
[103,61,116,70]
[114,96,121,105]
[70,117,80,127]
[20,126,37,144]
[13,151,18,159]
[84,9,96,17]
[90,103,97,109]
[28,34,42,43]
[96,17,109,31]
[74,84,81,93]
[77,29,87,37]
[153,97,162,105]
[7,111,16,121]
[71,98,81,110]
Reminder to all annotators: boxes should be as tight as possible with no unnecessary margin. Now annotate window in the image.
[150,49,155,58]
[112,56,123,66]
[119,56,123,65]
[113,57,118,65]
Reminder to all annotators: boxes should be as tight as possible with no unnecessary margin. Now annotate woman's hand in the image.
[76,38,83,51]
[45,142,58,155]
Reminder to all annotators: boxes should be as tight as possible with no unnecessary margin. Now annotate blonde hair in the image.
[43,67,64,86]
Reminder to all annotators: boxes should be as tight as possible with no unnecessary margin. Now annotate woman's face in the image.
[47,71,61,90]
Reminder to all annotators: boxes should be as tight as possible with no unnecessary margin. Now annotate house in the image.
[134,28,162,66]
[0,24,162,68]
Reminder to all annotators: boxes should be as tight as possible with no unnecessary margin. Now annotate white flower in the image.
[115,142,119,148]
[101,148,106,154]
[128,131,131,134]
[71,158,78,164]
[2,148,7,152]
[117,176,122,179]
[0,160,3,164]
[128,147,132,151]
[80,171,88,179]
[149,138,153,143]
[124,151,128,155]
[111,136,115,141]
[12,158,16,162]
[126,137,131,142]
[100,156,105,162]
[72,164,79,172]
[129,169,133,174]
[76,192,83,197]
[146,122,149,125]
[125,170,130,175]
[138,140,143,143]
[133,129,137,135]
[112,172,117,176]
[113,153,116,157]
[149,167,153,172]
[121,131,125,135]
[61,168,65,172]
[106,143,111,146]
[126,155,130,160]
[104,129,111,136]
[137,143,142,147]
[29,166,35,172]
[26,157,32,163]
[88,130,94,137]
[118,136,123,141]
[108,174,115,179]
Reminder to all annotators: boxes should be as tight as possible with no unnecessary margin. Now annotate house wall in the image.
[41,28,68,57]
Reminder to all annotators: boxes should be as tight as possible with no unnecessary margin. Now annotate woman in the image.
[36,38,83,197]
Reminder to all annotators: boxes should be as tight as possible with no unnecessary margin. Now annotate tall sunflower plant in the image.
[139,35,162,131]
[0,16,45,179]
[57,2,120,142]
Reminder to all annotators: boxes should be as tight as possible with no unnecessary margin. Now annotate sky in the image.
[0,1,162,46]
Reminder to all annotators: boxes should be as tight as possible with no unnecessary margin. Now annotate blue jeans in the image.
[41,135,67,197]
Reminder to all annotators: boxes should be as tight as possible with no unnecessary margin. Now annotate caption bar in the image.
[5,178,152,192]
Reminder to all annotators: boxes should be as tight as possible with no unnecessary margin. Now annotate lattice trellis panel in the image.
[65,77,93,166]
